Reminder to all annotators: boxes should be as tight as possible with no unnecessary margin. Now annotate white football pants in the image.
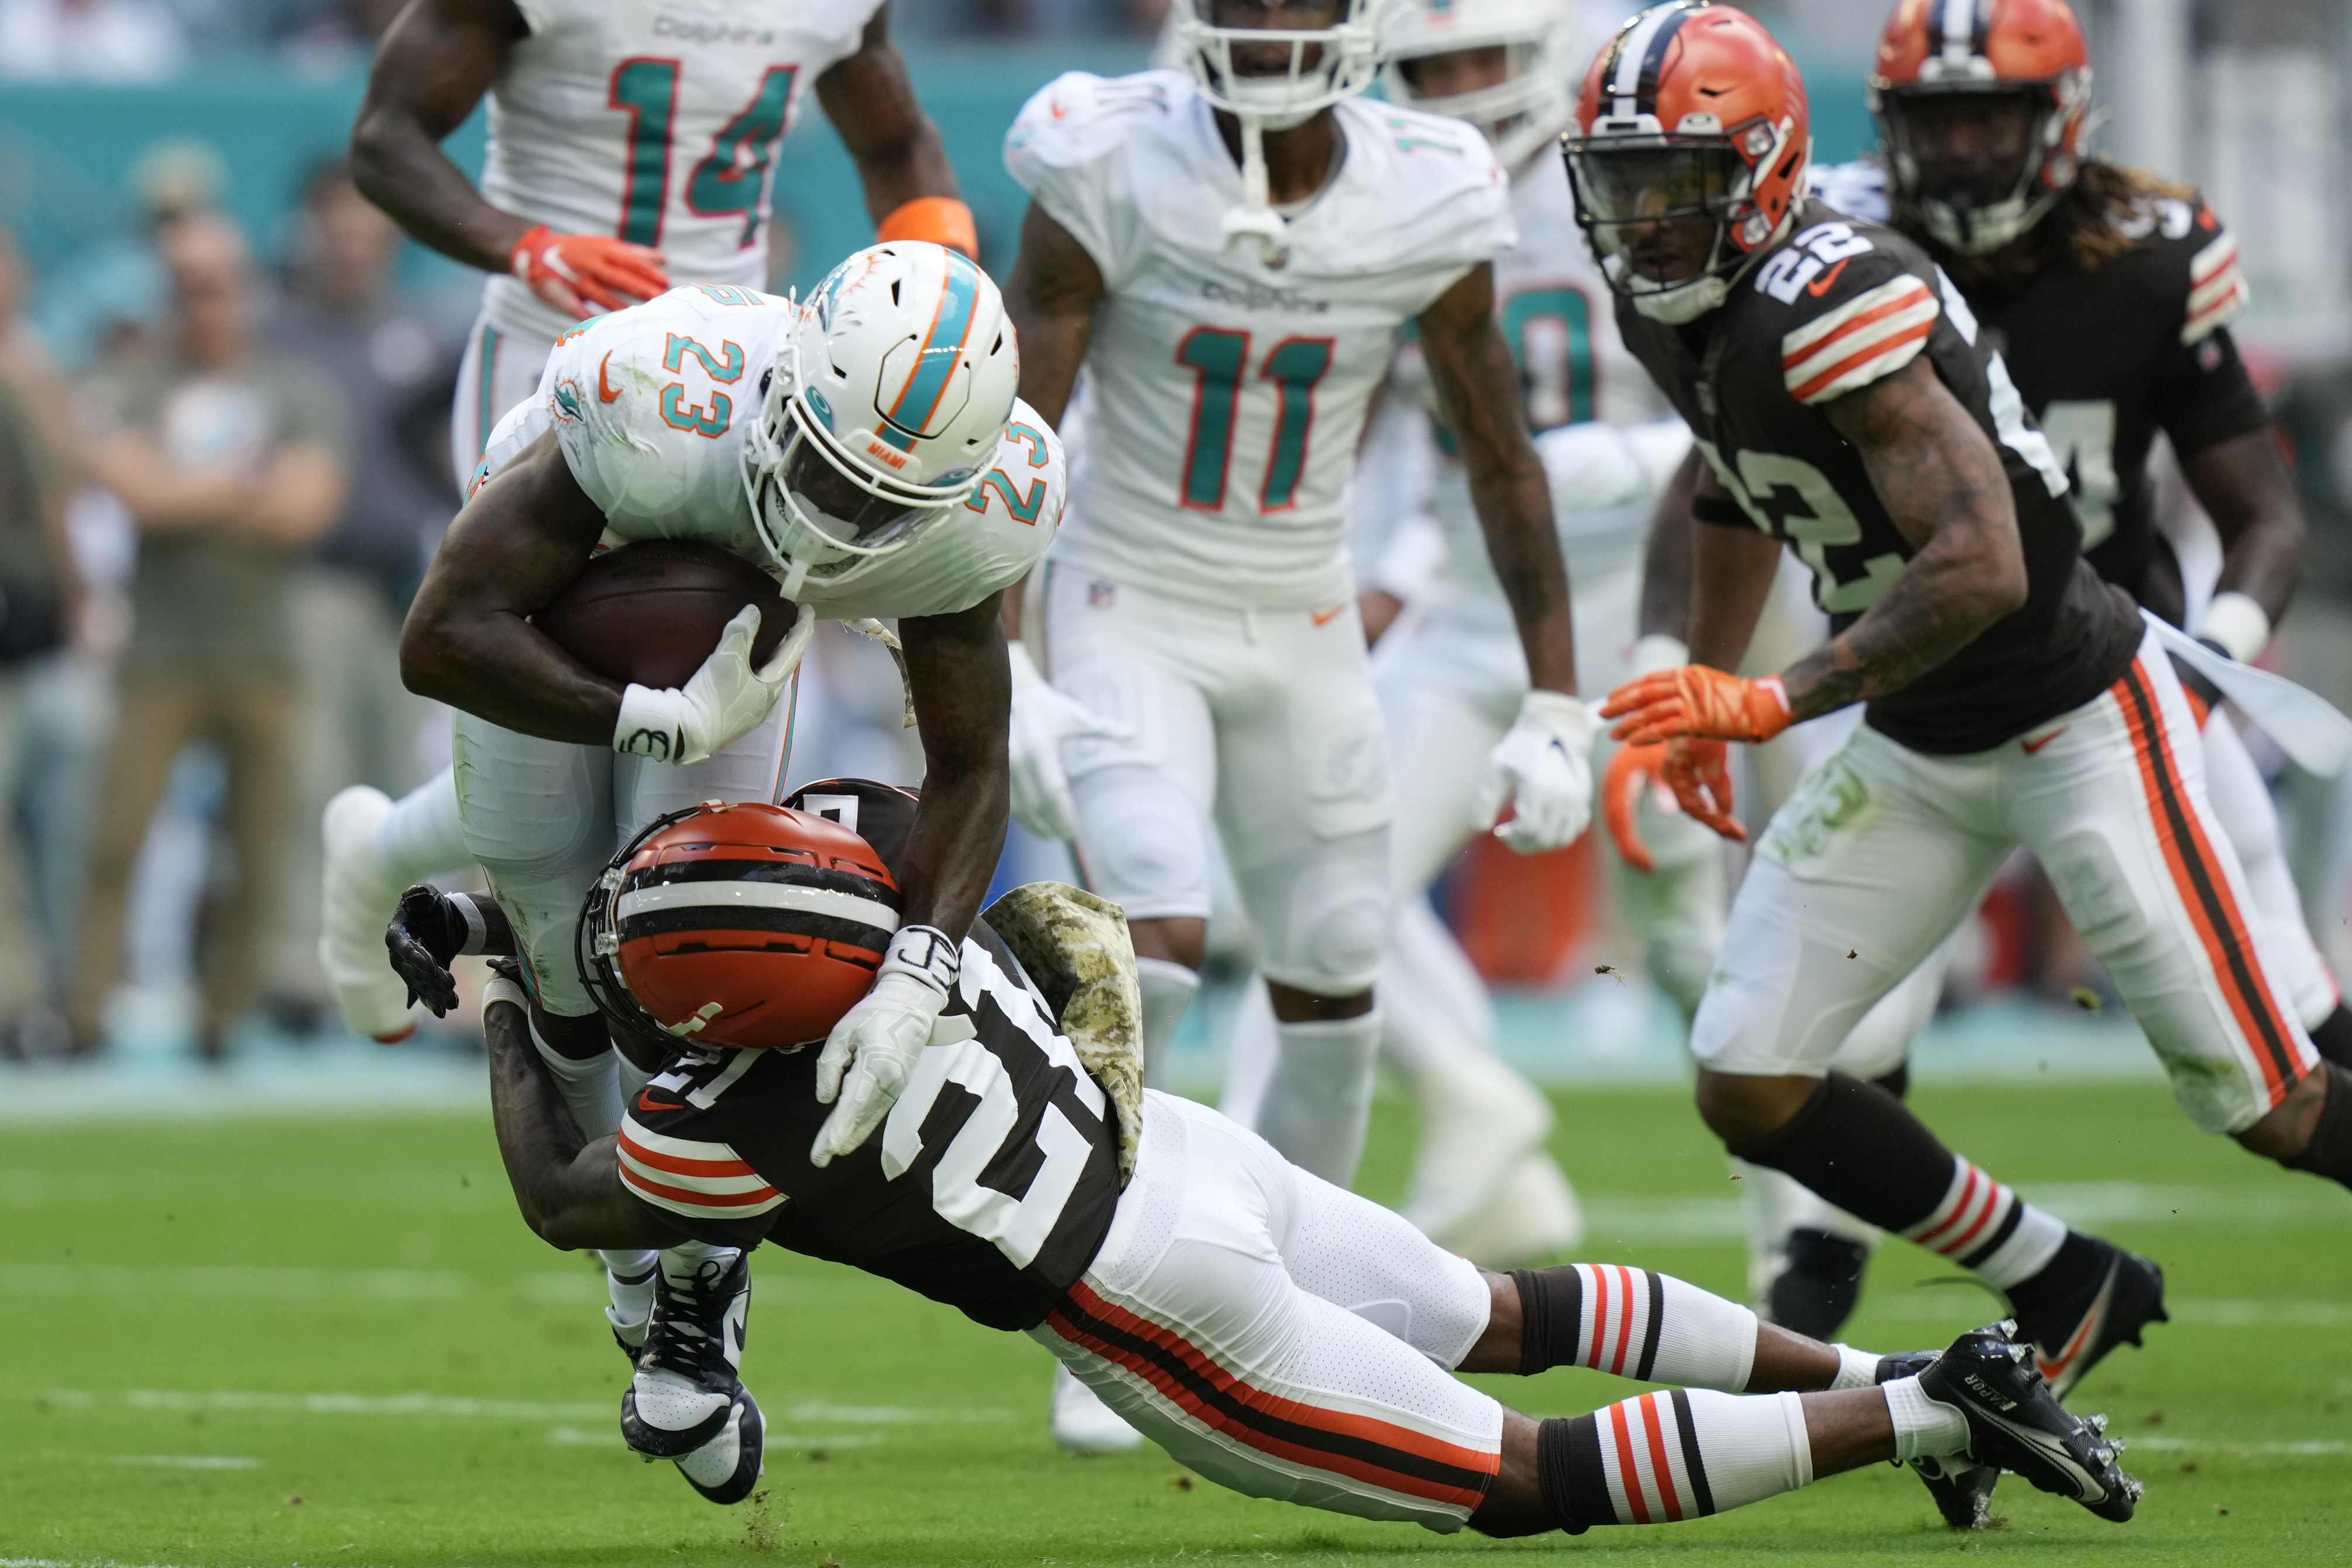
[449,312,555,491]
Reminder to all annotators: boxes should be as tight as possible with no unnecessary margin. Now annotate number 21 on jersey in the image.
[1176,329,1332,513]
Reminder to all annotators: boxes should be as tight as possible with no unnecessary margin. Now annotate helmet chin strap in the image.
[1222,114,1290,266]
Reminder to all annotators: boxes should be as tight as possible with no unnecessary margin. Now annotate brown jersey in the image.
[617,921,1123,1333]
[1616,199,2143,754]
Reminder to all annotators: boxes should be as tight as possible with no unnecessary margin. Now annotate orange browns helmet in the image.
[1564,2,1810,324]
[1869,0,2092,254]
[579,801,902,1053]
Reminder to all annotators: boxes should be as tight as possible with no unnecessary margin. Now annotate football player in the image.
[1711,0,2352,1345]
[997,0,1591,1202]
[327,0,976,1042]
[1276,0,1699,1263]
[1575,0,2347,1415]
[393,243,1063,1491]
[438,795,2138,1528]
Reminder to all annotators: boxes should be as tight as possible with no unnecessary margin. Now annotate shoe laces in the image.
[644,1256,741,1388]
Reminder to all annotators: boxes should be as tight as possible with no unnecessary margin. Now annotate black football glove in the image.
[385,884,467,1017]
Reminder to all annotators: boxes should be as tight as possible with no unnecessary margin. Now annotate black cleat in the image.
[1918,1322,2141,1523]
[1876,1350,2000,1529]
[2011,1238,2167,1401]
[675,1387,766,1505]
[1769,1227,1872,1340]
[620,1250,751,1458]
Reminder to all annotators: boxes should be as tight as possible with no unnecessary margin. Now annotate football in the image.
[533,539,794,692]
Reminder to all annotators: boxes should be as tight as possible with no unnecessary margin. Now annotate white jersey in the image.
[1005,70,1515,610]
[478,285,1065,623]
[1402,153,1680,618]
[478,0,883,342]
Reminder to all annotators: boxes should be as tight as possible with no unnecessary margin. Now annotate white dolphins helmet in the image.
[1379,0,1578,170]
[741,242,1017,595]
[1172,0,1386,131]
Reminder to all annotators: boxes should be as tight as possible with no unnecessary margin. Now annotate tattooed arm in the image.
[1416,264,1577,695]
[997,200,1103,640]
[1776,357,2027,720]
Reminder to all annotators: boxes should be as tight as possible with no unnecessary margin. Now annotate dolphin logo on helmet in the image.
[740,242,1019,598]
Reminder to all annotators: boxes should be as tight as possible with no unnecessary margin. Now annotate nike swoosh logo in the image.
[1310,605,1345,627]
[2021,727,2068,755]
[598,352,623,403]
[637,1089,678,1113]
[2035,1273,2113,1387]
[1806,257,1851,297]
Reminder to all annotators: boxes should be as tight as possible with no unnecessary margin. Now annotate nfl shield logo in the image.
[1089,581,1115,609]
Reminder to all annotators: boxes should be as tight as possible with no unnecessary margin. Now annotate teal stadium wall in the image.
[0,45,1870,301]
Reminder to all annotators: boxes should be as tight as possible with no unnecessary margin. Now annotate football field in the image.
[5,1079,2348,1567]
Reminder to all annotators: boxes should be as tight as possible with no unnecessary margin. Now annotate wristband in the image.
[482,972,531,1018]
[1630,634,1690,679]
[2195,590,2271,664]
[877,197,978,259]
[453,891,493,957]
[879,923,960,999]
[613,683,685,761]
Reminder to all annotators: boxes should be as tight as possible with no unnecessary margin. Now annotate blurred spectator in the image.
[0,0,186,81]
[70,213,348,1060]
[263,163,455,1016]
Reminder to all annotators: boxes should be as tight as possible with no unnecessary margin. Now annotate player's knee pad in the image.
[1255,843,1390,995]
[1067,765,1212,920]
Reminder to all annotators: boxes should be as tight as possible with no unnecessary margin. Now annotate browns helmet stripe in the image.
[624,857,901,907]
[1604,1,1698,120]
[1936,0,1990,63]
[617,906,897,954]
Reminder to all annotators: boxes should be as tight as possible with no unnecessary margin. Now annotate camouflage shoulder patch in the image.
[982,881,1145,1187]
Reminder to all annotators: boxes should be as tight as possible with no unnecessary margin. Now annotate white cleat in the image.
[318,785,418,1042]
[1437,1152,1585,1270]
[1050,1363,1142,1455]
[1400,1053,1553,1242]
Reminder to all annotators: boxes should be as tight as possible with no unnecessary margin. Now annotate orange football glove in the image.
[1603,740,1671,872]
[1659,737,1746,844]
[1602,665,1794,746]
[510,225,669,318]
[877,196,979,259]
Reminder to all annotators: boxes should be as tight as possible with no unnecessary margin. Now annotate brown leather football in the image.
[534,540,794,692]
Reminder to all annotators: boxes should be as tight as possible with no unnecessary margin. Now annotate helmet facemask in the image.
[740,332,983,599]
[1386,32,1573,171]
[1566,121,1788,323]
[1875,75,2085,255]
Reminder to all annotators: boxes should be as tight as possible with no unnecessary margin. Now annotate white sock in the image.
[1972,1201,2067,1288]
[1135,956,1199,1091]
[1882,1374,1971,1462]
[1829,1345,1880,1391]
[1255,1008,1382,1187]
[1898,1157,2066,1288]
[603,1250,658,1327]
[1534,1264,1758,1391]
[1217,979,1277,1126]
[530,1019,622,1143]
[371,768,470,883]
[1576,1388,1812,1524]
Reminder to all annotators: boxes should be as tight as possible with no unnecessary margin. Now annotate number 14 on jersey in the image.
[1176,328,1332,513]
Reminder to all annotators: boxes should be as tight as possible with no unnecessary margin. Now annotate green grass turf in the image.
[4,1080,2348,1567]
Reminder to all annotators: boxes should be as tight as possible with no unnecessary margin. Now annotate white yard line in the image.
[39,1387,1017,1426]
[1582,1181,2352,1243]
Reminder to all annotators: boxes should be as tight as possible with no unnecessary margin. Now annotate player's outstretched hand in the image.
[1603,664,1794,746]
[510,225,668,318]
[1602,740,1675,872]
[1005,643,1132,842]
[1658,737,1746,844]
[613,604,815,766]
[1473,689,1597,854]
[811,925,961,1167]
[385,885,465,1017]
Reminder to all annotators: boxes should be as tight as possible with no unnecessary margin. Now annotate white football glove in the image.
[613,603,813,766]
[811,925,960,1167]
[1472,689,1599,854]
[1536,417,1693,515]
[1005,642,1131,842]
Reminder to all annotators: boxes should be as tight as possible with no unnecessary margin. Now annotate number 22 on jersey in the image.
[1175,329,1333,513]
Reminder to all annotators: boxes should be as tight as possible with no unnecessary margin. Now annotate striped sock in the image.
[1512,1265,1757,1391]
[1897,1156,2066,1289]
[1536,1389,1810,1530]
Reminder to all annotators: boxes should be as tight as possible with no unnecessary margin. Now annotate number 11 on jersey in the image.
[1176,329,1333,513]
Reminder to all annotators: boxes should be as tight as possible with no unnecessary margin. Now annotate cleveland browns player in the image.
[1577,0,2348,1416]
[1715,0,2352,1346]
[391,784,2138,1528]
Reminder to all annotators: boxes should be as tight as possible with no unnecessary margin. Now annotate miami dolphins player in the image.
[331,0,976,1042]
[999,0,1590,1196]
[394,242,1062,1498]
